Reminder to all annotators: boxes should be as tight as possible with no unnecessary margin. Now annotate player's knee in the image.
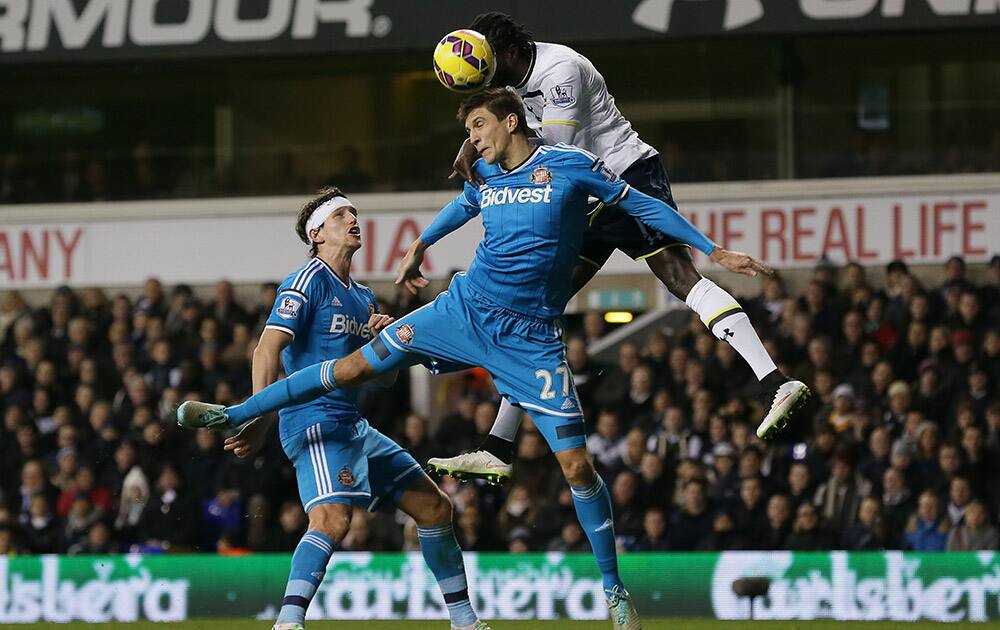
[559,452,596,487]
[414,489,453,527]
[649,249,701,298]
[308,504,351,544]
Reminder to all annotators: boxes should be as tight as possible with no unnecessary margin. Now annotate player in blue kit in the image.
[190,188,489,630]
[178,89,770,630]
[430,13,811,486]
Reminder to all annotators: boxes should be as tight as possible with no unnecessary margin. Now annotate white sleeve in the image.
[538,60,584,146]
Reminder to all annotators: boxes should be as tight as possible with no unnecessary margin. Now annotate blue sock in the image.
[417,524,477,628]
[275,531,335,625]
[570,474,624,592]
[227,360,337,426]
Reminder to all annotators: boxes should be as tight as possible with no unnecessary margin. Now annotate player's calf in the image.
[555,447,627,596]
[400,476,481,630]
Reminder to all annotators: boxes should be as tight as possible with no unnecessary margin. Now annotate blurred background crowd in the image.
[0,255,997,557]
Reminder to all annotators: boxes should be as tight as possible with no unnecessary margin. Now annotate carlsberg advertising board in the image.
[1,552,999,623]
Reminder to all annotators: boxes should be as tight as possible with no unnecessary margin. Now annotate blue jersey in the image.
[265,257,379,440]
[420,143,715,319]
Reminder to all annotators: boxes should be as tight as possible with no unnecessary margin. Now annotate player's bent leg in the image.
[643,245,701,299]
[648,247,810,440]
[178,349,388,430]
[554,447,641,630]
[398,475,486,630]
[398,473,453,526]
[274,503,351,630]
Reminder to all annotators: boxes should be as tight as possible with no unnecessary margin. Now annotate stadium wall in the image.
[1,551,999,623]
[2,174,998,290]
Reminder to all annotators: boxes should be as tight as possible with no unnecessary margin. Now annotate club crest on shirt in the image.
[550,83,576,108]
[395,323,415,345]
[531,166,553,185]
[275,295,302,320]
[337,466,355,486]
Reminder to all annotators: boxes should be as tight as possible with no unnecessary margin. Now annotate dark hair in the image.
[470,12,532,57]
[295,187,348,258]
[456,88,528,136]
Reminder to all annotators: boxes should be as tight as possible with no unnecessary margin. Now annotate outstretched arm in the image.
[396,184,482,294]
[615,187,715,255]
[618,189,772,277]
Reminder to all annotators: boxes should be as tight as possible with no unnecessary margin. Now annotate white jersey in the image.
[514,42,657,177]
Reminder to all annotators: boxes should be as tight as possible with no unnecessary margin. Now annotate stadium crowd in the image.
[0,255,998,556]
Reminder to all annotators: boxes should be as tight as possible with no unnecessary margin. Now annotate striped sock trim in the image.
[282,595,310,609]
[570,475,605,501]
[300,532,334,555]
[443,588,470,604]
[417,524,454,539]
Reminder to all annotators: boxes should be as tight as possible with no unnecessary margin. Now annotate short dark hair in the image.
[457,88,528,136]
[470,12,532,57]
[295,187,348,258]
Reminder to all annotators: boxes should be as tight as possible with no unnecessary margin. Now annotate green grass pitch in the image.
[20,620,995,630]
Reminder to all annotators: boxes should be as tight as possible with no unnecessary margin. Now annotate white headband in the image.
[306,196,353,241]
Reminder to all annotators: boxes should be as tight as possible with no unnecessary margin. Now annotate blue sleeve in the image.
[616,188,716,255]
[419,181,482,246]
[264,278,317,340]
[572,153,717,255]
[569,153,630,206]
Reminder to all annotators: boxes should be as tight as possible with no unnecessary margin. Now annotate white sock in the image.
[489,397,522,442]
[685,278,777,381]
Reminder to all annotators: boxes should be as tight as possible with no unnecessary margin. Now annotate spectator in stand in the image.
[633,507,670,551]
[840,496,886,550]
[670,479,712,550]
[548,522,590,552]
[587,409,627,472]
[263,501,307,552]
[813,450,872,533]
[904,491,950,551]
[946,500,999,551]
[731,476,768,534]
[760,493,793,550]
[594,342,640,411]
[786,503,832,551]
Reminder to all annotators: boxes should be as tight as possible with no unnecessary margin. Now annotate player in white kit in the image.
[427,13,810,484]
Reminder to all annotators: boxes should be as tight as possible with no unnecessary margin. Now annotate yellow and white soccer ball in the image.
[432,29,496,93]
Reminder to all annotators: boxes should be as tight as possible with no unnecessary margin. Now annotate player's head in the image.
[457,88,528,165]
[470,12,533,86]
[295,187,361,257]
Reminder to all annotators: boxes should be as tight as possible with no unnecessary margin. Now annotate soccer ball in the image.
[432,29,495,93]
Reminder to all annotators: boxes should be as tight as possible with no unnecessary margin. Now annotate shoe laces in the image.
[606,586,631,623]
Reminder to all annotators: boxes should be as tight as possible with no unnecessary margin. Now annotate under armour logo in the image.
[723,328,735,341]
[633,0,764,33]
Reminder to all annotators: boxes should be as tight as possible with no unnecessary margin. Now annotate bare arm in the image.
[224,328,290,458]
[367,312,399,386]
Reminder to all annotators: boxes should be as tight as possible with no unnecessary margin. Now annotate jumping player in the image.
[428,13,810,484]
[196,188,489,630]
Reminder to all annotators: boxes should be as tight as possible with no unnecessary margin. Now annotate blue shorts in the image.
[580,155,689,267]
[280,417,424,513]
[360,274,587,453]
